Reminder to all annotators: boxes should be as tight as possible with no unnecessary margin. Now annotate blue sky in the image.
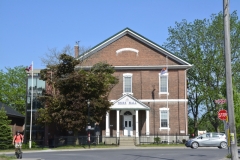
[1,0,239,71]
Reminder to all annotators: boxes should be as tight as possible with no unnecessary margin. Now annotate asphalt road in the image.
[5,147,239,160]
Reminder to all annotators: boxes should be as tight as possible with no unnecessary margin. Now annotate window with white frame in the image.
[123,73,133,95]
[159,73,168,94]
[159,108,169,129]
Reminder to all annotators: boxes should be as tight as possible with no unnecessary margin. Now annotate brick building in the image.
[75,28,192,142]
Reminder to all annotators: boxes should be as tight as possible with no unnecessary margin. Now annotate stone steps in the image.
[119,137,135,147]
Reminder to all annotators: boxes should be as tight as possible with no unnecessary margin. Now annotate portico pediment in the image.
[110,94,150,110]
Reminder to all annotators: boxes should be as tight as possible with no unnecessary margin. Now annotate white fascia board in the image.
[110,99,188,103]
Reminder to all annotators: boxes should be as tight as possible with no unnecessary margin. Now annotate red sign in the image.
[215,99,226,104]
[218,109,228,120]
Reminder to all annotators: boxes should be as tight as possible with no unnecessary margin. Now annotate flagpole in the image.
[166,56,169,144]
[29,61,33,149]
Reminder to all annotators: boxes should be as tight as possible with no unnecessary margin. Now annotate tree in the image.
[231,84,240,139]
[0,66,27,115]
[0,107,12,149]
[163,11,240,135]
[221,81,240,138]
[40,44,91,67]
[36,54,118,135]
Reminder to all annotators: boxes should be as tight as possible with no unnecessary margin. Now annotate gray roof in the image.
[0,102,25,118]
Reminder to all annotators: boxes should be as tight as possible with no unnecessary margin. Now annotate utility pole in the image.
[223,0,238,159]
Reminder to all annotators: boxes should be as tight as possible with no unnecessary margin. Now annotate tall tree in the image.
[0,107,12,149]
[0,66,27,115]
[36,54,118,134]
[232,87,240,139]
[40,44,91,67]
[163,11,240,135]
[221,81,240,138]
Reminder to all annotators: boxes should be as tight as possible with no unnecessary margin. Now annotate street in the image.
[5,147,239,160]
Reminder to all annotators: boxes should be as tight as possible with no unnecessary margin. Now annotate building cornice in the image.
[75,65,192,71]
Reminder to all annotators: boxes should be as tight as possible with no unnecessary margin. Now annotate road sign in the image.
[218,109,228,120]
[215,99,226,104]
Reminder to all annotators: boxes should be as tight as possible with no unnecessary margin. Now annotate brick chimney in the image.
[74,41,79,58]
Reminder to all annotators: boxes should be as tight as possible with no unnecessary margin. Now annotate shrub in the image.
[22,141,37,149]
[182,139,186,144]
[154,137,161,144]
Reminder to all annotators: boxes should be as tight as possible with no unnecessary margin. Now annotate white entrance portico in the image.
[105,94,150,137]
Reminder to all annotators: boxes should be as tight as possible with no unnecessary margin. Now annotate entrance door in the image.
[123,115,133,136]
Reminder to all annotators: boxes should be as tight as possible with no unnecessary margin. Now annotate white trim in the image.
[159,73,169,94]
[116,48,139,56]
[117,110,120,137]
[123,73,133,77]
[123,73,133,94]
[160,72,169,76]
[122,92,133,96]
[76,65,192,70]
[159,108,170,130]
[111,94,150,110]
[146,110,149,135]
[135,110,139,137]
[110,99,188,103]
[159,92,169,95]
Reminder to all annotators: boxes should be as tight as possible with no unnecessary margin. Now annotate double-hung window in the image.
[123,73,133,95]
[159,73,168,94]
[159,108,169,130]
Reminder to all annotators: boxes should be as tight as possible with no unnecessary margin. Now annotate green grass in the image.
[137,143,185,147]
[0,154,15,160]
[54,144,118,149]
[0,144,118,153]
[0,147,50,153]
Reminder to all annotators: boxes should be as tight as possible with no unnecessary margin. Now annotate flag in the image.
[25,64,32,72]
[161,67,167,75]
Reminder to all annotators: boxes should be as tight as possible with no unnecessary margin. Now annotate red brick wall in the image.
[80,34,188,136]
[79,35,179,67]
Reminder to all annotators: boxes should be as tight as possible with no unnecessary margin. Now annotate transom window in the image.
[123,73,133,95]
[124,111,132,115]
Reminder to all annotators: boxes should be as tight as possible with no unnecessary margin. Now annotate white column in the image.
[117,110,120,137]
[136,110,139,137]
[146,110,149,136]
[106,112,110,137]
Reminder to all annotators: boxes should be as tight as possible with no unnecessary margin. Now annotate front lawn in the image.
[137,143,185,147]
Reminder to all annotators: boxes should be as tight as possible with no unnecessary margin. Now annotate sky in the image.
[1,0,239,71]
